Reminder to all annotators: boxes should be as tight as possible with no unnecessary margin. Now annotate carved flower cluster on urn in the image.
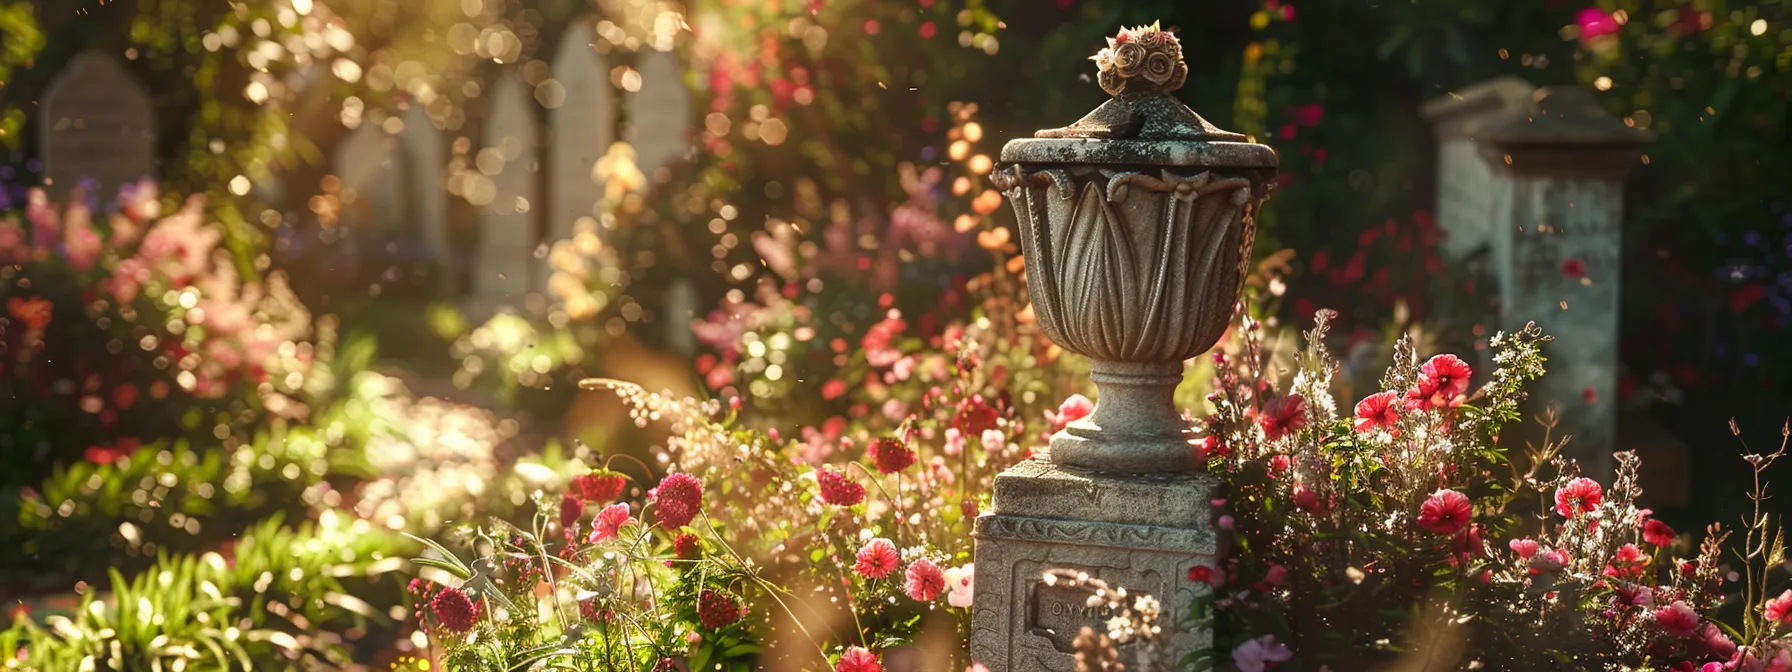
[992,23,1278,474]
[1090,21,1188,96]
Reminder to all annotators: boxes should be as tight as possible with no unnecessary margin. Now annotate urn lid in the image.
[1000,22,1277,169]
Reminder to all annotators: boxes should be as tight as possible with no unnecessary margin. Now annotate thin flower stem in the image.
[699,511,835,669]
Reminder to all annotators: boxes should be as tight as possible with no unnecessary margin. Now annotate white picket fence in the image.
[39,26,697,329]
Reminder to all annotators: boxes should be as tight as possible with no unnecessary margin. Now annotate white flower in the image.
[945,563,975,608]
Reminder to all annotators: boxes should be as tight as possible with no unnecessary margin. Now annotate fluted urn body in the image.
[993,50,1276,473]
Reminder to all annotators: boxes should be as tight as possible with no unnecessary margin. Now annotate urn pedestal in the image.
[970,21,1276,671]
[970,460,1220,671]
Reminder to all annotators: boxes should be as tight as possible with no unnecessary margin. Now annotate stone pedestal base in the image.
[970,459,1221,671]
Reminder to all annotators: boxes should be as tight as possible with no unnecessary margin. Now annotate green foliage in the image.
[4,515,407,671]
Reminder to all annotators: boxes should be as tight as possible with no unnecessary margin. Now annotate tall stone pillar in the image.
[1477,87,1652,478]
[972,23,1276,671]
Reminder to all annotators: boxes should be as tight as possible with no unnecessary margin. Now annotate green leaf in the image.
[404,533,472,579]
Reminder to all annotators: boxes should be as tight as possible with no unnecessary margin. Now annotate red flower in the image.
[431,586,479,633]
[1291,483,1323,514]
[652,473,704,529]
[1258,394,1306,441]
[836,647,881,672]
[674,533,702,560]
[1408,354,1473,409]
[869,438,916,474]
[1508,538,1540,560]
[589,502,634,542]
[574,471,628,503]
[1656,601,1699,637]
[1643,518,1677,547]
[7,297,52,331]
[1554,477,1604,517]
[1267,454,1293,479]
[952,396,1000,436]
[1187,565,1212,583]
[559,492,585,529]
[697,589,743,629]
[904,558,946,602]
[1353,391,1400,434]
[854,538,900,579]
[1417,489,1473,535]
[816,467,866,506]
[1561,258,1587,279]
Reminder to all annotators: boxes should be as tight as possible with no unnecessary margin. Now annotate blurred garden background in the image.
[1,0,1789,669]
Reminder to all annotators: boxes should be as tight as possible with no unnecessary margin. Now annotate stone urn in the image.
[990,23,1277,474]
[970,23,1277,672]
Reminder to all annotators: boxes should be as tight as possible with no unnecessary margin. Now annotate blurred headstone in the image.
[41,52,157,204]
[467,74,541,321]
[549,22,615,249]
[1476,86,1652,479]
[626,50,693,182]
[399,104,453,294]
[334,124,408,238]
[662,278,698,355]
[1420,76,1536,261]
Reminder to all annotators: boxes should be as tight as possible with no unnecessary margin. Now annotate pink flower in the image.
[980,429,1006,455]
[1656,600,1700,637]
[944,428,965,456]
[1508,538,1540,560]
[1554,477,1604,517]
[1408,354,1472,409]
[1700,621,1738,658]
[431,586,479,633]
[944,563,975,608]
[854,538,900,579]
[1417,489,1473,535]
[1643,518,1677,547]
[816,467,866,506]
[1577,7,1621,41]
[870,437,916,474]
[1264,564,1289,586]
[1046,394,1094,433]
[1529,548,1570,574]
[1766,590,1792,624]
[904,558,946,602]
[652,473,704,529]
[1232,635,1293,672]
[836,647,881,672]
[1258,394,1307,440]
[1353,391,1401,434]
[588,502,633,542]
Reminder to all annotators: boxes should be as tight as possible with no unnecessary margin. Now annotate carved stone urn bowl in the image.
[992,70,1277,474]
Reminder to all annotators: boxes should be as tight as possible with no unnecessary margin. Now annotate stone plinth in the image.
[971,459,1221,671]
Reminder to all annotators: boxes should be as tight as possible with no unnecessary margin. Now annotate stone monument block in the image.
[1476,86,1651,479]
[971,460,1220,671]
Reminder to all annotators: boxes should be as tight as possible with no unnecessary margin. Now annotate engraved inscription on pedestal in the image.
[1029,578,1143,652]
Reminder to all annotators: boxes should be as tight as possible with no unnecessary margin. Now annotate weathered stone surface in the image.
[1474,86,1650,479]
[990,163,1271,473]
[972,460,1220,671]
